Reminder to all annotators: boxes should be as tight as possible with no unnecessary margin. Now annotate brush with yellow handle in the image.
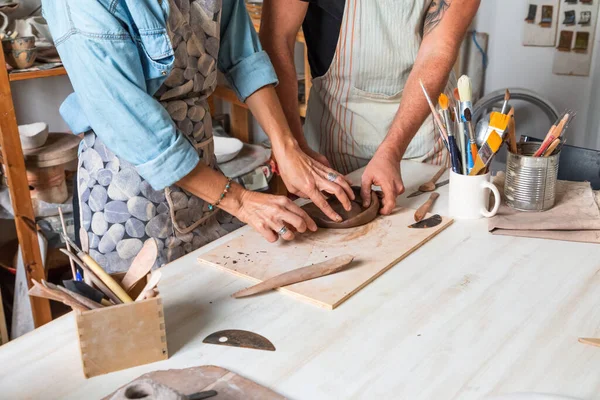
[469,112,511,176]
[63,235,133,303]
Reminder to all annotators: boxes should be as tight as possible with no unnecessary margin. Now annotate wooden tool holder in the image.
[75,274,168,378]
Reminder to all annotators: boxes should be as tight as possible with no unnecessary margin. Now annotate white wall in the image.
[474,0,600,150]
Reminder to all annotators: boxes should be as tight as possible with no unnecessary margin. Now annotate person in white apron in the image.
[260,0,480,214]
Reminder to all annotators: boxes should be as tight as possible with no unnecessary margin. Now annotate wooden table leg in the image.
[0,51,51,328]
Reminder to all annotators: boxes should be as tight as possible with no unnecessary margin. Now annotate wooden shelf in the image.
[9,67,67,82]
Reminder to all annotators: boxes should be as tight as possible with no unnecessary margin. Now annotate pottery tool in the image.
[501,89,511,114]
[43,280,103,310]
[469,112,511,176]
[188,391,218,400]
[506,108,517,154]
[58,208,76,280]
[59,248,122,304]
[439,94,461,173]
[419,80,448,145]
[232,255,354,299]
[534,113,570,157]
[79,227,90,284]
[139,288,159,301]
[416,166,446,193]
[203,330,276,351]
[464,108,478,172]
[121,238,158,292]
[454,107,468,175]
[63,280,107,304]
[135,270,162,301]
[543,138,561,157]
[408,214,442,229]
[414,193,440,223]
[28,279,90,312]
[579,337,600,348]
[407,179,449,198]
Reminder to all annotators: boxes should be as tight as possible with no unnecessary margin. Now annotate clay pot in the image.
[6,47,37,69]
[2,36,36,52]
[302,187,380,229]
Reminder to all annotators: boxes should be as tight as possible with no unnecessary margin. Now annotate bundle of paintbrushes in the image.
[421,76,514,176]
[29,219,161,312]
[530,112,574,157]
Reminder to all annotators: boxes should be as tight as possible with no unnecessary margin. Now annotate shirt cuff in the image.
[136,132,200,190]
[60,93,92,134]
[224,50,279,102]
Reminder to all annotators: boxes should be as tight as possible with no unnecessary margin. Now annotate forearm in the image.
[245,85,300,155]
[177,163,243,216]
[259,32,307,148]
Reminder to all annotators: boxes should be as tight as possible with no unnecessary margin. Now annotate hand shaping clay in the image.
[302,187,380,229]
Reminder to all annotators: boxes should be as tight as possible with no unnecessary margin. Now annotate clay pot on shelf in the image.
[6,47,37,69]
[2,35,36,52]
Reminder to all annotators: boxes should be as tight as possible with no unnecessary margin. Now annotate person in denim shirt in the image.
[42,0,355,270]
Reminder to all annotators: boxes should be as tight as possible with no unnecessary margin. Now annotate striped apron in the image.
[304,0,454,175]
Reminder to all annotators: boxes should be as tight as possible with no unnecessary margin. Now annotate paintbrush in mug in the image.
[501,89,511,114]
[457,75,474,171]
[419,80,449,145]
[464,108,479,170]
[469,112,511,176]
[454,106,467,175]
[439,93,461,173]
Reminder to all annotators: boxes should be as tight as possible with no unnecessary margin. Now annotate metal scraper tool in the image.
[203,330,276,351]
[408,214,442,229]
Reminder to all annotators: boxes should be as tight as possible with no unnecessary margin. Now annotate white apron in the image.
[304,0,454,175]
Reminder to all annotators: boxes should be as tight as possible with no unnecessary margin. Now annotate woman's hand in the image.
[236,190,317,242]
[273,140,355,222]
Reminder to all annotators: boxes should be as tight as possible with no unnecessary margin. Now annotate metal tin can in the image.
[505,142,559,212]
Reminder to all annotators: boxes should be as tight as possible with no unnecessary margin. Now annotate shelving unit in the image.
[0,53,67,329]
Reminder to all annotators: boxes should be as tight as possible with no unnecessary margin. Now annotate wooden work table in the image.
[2,161,600,399]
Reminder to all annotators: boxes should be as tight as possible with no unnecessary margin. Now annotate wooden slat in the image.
[0,51,52,328]
[0,287,8,345]
[229,103,251,143]
[8,67,67,82]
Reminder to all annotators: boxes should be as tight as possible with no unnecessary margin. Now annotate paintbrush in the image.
[439,93,461,173]
[419,80,449,145]
[464,108,479,172]
[469,112,511,176]
[454,107,467,175]
[58,208,77,280]
[501,89,511,114]
[534,113,570,157]
[457,76,474,171]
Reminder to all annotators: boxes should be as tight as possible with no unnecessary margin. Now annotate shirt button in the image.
[161,71,167,76]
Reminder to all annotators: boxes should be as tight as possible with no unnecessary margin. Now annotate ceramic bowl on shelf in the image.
[6,47,37,69]
[19,122,49,150]
[214,136,244,164]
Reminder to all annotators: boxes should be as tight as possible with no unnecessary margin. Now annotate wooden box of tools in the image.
[74,274,168,378]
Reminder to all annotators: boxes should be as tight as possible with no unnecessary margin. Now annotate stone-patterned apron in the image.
[77,0,241,273]
[303,0,455,175]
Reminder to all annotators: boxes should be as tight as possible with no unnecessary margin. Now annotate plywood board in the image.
[522,0,560,47]
[198,208,453,309]
[553,0,600,76]
[103,366,284,399]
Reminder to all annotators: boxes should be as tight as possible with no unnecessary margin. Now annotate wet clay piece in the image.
[302,187,379,229]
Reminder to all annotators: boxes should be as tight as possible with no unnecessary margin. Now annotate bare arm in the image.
[382,0,480,159]
[361,0,480,214]
[259,0,309,151]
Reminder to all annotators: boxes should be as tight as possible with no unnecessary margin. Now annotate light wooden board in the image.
[522,0,560,47]
[0,287,8,346]
[198,208,453,309]
[104,365,284,399]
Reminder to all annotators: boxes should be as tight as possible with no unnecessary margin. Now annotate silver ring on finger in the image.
[277,226,288,236]
[327,172,338,182]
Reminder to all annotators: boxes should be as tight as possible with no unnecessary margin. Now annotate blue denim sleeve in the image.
[45,1,199,191]
[219,0,278,101]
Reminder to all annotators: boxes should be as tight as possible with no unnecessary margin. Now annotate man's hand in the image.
[300,144,331,168]
[361,146,404,215]
[274,140,355,222]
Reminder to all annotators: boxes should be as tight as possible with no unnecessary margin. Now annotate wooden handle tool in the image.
[506,108,517,154]
[414,192,440,222]
[543,138,561,157]
[29,280,89,312]
[44,281,104,310]
[232,254,354,299]
[135,271,162,301]
[58,208,77,280]
[121,238,158,292]
[418,166,446,192]
[62,235,133,303]
[59,249,123,304]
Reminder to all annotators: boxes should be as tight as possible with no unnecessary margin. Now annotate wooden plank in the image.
[0,287,8,345]
[229,103,251,143]
[8,67,67,82]
[0,51,52,328]
[198,208,453,309]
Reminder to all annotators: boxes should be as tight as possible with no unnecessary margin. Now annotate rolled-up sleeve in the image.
[57,33,199,190]
[218,0,278,101]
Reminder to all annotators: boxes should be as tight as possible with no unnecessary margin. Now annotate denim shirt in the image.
[42,0,278,189]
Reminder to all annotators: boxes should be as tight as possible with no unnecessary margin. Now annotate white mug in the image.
[448,171,501,219]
